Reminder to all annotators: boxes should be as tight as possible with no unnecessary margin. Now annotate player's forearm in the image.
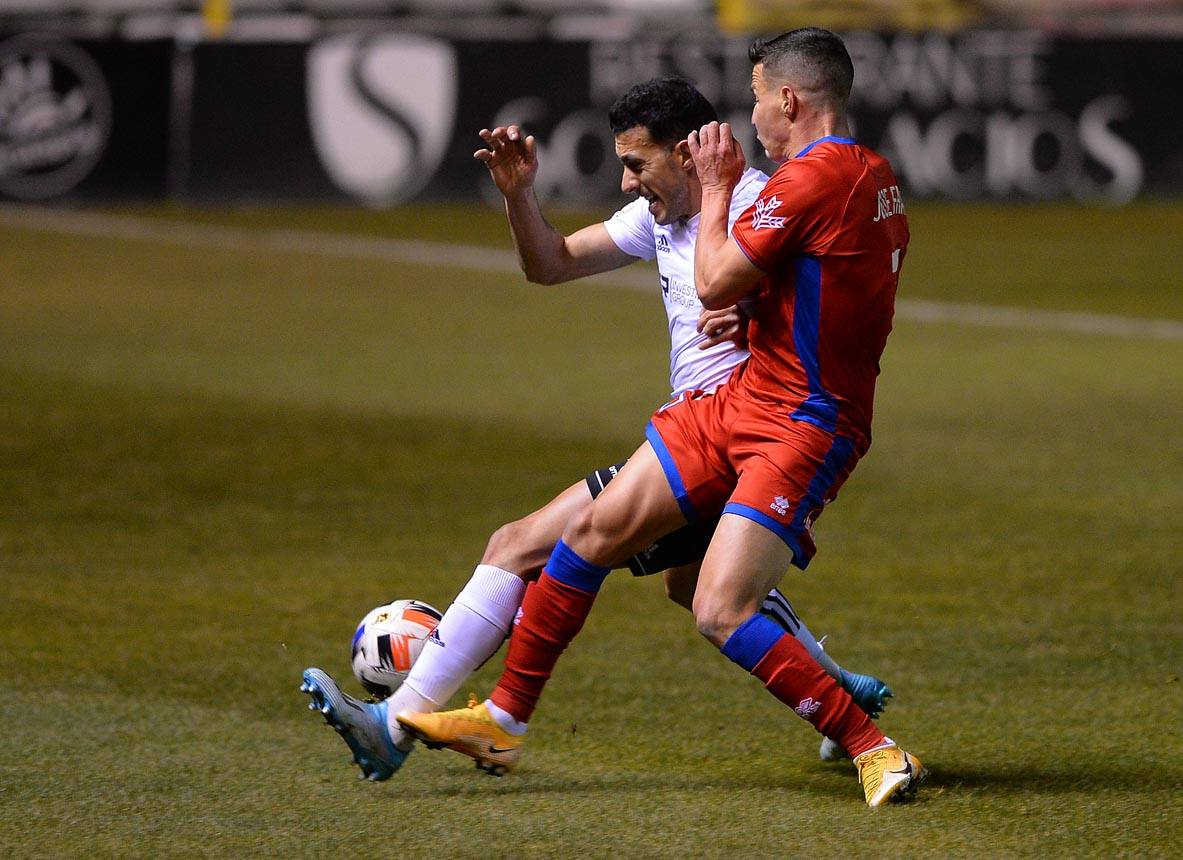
[694,187,739,309]
[503,190,571,285]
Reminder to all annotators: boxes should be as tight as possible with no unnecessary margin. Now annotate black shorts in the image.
[585,461,721,577]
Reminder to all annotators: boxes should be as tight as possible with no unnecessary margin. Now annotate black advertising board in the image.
[0,33,171,201]
[184,40,338,200]
[839,31,1183,204]
[2,28,1180,204]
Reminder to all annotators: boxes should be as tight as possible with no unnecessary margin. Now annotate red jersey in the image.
[731,137,908,451]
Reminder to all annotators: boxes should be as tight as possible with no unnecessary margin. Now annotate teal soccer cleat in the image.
[300,667,409,781]
[841,669,893,719]
[819,671,894,762]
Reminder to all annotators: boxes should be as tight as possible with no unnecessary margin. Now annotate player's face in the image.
[614,126,693,225]
[751,64,790,162]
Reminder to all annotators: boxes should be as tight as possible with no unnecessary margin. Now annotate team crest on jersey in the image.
[794,697,823,717]
[655,234,671,253]
[751,195,787,231]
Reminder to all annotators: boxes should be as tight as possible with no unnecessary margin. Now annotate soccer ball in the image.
[350,598,443,699]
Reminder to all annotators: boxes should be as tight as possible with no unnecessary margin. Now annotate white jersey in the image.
[603,167,768,398]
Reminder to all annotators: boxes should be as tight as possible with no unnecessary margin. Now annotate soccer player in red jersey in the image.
[399,29,926,806]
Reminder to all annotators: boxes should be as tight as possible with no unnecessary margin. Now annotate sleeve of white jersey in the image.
[727,168,769,233]
[603,197,657,261]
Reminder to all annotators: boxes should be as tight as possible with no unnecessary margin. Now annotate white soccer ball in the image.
[350,598,442,699]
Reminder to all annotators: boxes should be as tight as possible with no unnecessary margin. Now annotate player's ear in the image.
[782,85,797,120]
[674,139,693,171]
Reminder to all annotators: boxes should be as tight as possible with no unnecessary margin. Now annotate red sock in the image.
[752,634,886,757]
[489,573,597,723]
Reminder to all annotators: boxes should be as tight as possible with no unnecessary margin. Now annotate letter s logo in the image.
[307,33,457,205]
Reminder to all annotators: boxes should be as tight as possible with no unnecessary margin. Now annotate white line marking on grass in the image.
[4,205,1182,342]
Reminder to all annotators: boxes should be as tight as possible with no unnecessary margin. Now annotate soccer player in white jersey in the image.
[301,78,889,780]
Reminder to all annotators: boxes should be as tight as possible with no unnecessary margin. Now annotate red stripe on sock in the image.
[751,634,885,757]
[490,572,597,723]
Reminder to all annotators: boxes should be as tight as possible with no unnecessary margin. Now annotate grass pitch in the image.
[1,201,1181,856]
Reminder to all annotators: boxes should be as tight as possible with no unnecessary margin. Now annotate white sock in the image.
[485,699,528,736]
[760,588,844,681]
[385,564,527,744]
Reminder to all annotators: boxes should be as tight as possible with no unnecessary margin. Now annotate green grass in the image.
[1,202,1182,856]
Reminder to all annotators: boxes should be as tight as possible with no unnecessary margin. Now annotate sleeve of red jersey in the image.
[731,165,823,272]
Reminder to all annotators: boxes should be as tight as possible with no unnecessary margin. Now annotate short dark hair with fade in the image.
[748,27,855,104]
[608,77,718,148]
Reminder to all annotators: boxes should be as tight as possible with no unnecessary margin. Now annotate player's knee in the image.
[482,518,546,577]
[692,594,748,648]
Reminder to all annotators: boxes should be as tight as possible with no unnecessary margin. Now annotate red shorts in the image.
[646,384,862,569]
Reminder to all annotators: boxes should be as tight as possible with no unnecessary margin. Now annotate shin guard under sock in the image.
[722,613,885,757]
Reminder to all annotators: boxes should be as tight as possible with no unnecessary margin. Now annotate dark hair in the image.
[748,27,854,104]
[608,76,718,148]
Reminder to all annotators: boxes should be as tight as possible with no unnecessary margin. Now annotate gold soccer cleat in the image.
[854,744,927,807]
[397,694,523,776]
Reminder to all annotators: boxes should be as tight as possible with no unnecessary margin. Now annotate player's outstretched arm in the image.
[687,122,762,309]
[476,125,634,285]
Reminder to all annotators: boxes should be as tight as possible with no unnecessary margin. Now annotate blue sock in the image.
[544,540,611,593]
[720,612,785,671]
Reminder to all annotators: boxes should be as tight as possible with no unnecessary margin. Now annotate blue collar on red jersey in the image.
[794,136,857,158]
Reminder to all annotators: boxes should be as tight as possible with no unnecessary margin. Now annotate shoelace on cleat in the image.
[857,748,894,792]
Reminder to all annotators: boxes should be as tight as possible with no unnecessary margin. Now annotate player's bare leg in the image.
[482,481,596,577]
[696,514,923,805]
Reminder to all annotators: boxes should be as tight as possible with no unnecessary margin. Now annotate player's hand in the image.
[697,304,748,350]
[474,125,539,197]
[686,121,745,193]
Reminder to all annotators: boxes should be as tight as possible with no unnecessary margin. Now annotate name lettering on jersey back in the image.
[751,195,787,231]
[873,185,905,222]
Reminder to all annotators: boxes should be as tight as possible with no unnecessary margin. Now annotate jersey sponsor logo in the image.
[750,194,787,231]
[770,495,791,516]
[655,234,671,253]
[661,275,700,309]
[873,184,905,222]
[794,697,823,717]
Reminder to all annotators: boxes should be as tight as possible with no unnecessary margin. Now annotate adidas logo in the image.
[655,234,671,253]
[427,628,444,647]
